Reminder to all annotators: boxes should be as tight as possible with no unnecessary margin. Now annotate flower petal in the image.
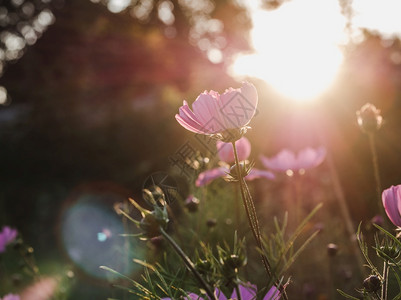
[263,286,281,300]
[260,149,297,172]
[215,288,227,300]
[296,146,326,170]
[175,113,208,134]
[246,169,275,181]
[3,226,17,244]
[3,294,20,300]
[175,101,211,134]
[383,185,401,227]
[192,92,226,133]
[217,137,251,163]
[219,82,258,129]
[239,81,258,121]
[196,167,229,187]
[161,294,203,300]
[231,283,257,299]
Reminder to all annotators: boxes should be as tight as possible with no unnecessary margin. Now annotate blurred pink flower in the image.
[196,167,275,186]
[382,185,401,227]
[260,147,326,173]
[1,294,20,300]
[20,277,58,300]
[196,167,228,187]
[175,82,258,138]
[196,139,274,187]
[162,283,280,300]
[370,215,384,227]
[216,137,251,164]
[0,226,18,253]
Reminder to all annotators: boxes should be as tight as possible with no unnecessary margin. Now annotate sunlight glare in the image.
[353,0,401,38]
[230,0,346,102]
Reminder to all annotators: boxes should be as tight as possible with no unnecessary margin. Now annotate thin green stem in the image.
[235,184,241,230]
[160,228,217,300]
[234,283,242,300]
[231,143,260,248]
[232,142,289,300]
[315,120,367,279]
[381,260,389,300]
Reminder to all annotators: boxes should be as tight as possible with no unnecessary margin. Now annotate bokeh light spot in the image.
[158,1,175,25]
[97,232,107,242]
[61,189,144,280]
[107,0,131,13]
[207,48,223,64]
[37,10,55,27]
[0,86,8,105]
[286,170,294,177]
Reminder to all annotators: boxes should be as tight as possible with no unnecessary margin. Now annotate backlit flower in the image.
[161,283,280,300]
[175,82,258,142]
[196,139,274,187]
[0,226,18,253]
[217,137,251,163]
[382,185,401,227]
[260,147,326,174]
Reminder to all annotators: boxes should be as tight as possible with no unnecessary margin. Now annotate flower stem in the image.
[381,260,389,300]
[160,227,217,300]
[231,142,268,270]
[231,142,288,300]
[234,283,242,300]
[368,133,385,218]
[315,122,367,279]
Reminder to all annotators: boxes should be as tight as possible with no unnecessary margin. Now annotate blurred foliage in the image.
[1,0,401,299]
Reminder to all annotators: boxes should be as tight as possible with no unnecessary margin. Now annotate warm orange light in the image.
[230,0,346,102]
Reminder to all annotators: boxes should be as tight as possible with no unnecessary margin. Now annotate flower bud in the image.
[363,275,381,293]
[223,254,247,269]
[206,219,217,228]
[378,244,400,260]
[195,259,213,275]
[142,186,166,206]
[327,243,338,257]
[185,195,200,213]
[140,208,169,238]
[11,274,22,286]
[150,236,164,248]
[226,161,252,182]
[356,103,383,133]
[13,239,23,250]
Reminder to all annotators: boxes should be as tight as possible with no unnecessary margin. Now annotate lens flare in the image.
[61,189,144,280]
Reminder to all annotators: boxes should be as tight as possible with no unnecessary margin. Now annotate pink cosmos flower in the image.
[382,185,401,227]
[162,283,280,300]
[260,147,326,174]
[0,226,18,253]
[216,137,251,163]
[1,294,20,300]
[196,138,275,187]
[175,82,258,138]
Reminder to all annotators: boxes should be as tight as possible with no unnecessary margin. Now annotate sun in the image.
[230,0,347,102]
